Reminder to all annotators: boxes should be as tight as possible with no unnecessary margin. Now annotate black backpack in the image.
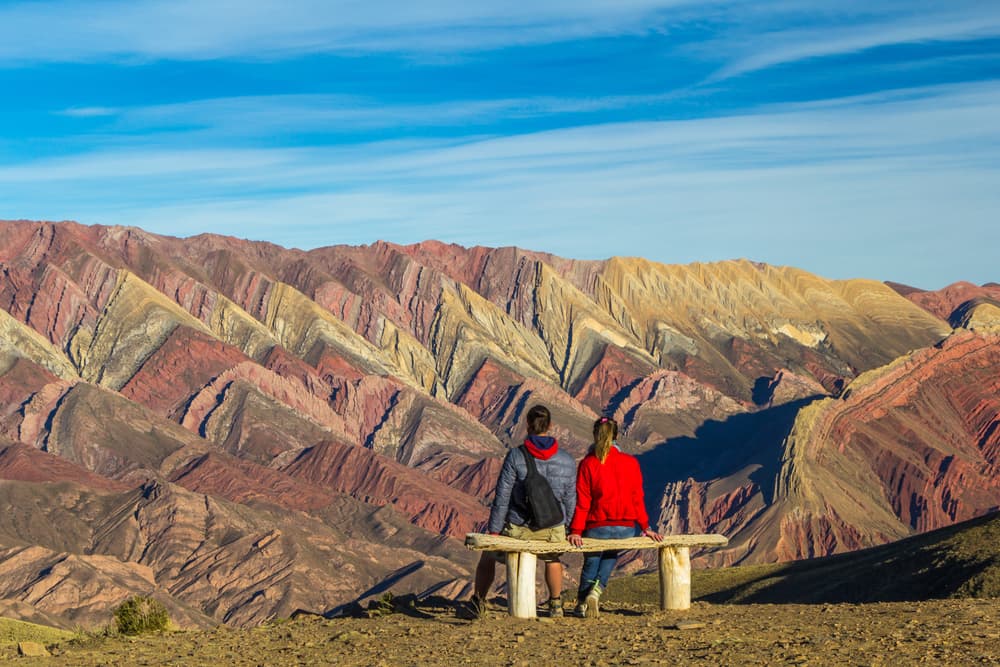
[519,446,564,530]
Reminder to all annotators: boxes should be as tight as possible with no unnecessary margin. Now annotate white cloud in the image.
[708,8,1000,81]
[61,93,683,140]
[56,107,120,118]
[11,82,999,186]
[0,0,698,62]
[0,0,995,79]
[4,81,998,287]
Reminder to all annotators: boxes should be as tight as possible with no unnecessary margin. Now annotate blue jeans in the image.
[578,525,638,598]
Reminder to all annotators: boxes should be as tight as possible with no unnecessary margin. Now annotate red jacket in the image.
[569,446,649,535]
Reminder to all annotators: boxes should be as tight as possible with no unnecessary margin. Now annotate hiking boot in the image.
[584,583,602,619]
[547,598,564,618]
[573,602,587,618]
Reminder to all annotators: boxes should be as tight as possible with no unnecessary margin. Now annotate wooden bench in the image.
[465,533,728,618]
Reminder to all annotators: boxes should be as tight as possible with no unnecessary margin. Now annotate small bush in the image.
[113,596,169,635]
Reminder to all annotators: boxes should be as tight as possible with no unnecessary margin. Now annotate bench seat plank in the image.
[464,533,727,553]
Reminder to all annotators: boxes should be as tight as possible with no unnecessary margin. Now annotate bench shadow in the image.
[326,561,434,618]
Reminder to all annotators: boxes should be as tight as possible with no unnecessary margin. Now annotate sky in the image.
[1,1,998,289]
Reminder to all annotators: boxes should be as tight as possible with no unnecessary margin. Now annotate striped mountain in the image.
[0,219,996,627]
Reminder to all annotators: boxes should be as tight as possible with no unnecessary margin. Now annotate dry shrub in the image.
[113,596,169,635]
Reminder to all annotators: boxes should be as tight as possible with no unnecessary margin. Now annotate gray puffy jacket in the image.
[486,444,577,534]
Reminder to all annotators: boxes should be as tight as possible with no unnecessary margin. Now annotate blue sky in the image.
[1,1,998,289]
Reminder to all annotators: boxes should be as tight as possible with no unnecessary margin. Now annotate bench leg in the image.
[506,552,538,618]
[658,546,691,611]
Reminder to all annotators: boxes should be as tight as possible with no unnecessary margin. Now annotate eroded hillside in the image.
[0,220,996,628]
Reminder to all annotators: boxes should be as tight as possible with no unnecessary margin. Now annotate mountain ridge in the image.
[0,219,996,627]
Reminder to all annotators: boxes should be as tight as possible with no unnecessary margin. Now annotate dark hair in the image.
[593,417,618,463]
[526,404,551,435]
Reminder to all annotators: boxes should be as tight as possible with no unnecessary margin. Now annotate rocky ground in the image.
[9,597,999,666]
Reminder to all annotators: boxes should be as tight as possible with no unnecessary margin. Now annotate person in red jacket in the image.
[567,416,661,617]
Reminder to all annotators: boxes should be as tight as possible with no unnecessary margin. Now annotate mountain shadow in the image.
[949,296,1000,328]
[636,397,823,528]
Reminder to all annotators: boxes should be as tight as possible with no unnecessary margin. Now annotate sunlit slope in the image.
[0,309,78,381]
[596,257,951,399]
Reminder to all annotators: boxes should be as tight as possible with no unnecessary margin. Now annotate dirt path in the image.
[14,598,1000,666]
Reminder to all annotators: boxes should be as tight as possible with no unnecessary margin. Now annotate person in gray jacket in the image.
[469,404,576,617]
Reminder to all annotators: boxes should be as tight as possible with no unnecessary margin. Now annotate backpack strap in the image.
[519,445,538,477]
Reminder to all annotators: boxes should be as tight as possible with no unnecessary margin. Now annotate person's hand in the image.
[567,533,584,547]
[641,528,663,542]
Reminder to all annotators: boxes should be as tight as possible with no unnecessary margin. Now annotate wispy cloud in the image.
[5,81,998,287]
[9,82,999,190]
[56,93,683,141]
[0,0,699,62]
[707,5,1000,81]
[56,107,120,118]
[1,0,996,83]
[11,81,999,183]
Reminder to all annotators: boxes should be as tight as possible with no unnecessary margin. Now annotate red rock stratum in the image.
[0,220,996,628]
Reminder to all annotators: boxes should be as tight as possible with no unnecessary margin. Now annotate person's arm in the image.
[560,457,577,532]
[567,460,591,545]
[487,450,518,534]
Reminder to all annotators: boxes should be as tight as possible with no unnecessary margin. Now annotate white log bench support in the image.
[465,533,728,619]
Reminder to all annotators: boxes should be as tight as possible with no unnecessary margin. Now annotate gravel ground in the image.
[13,598,999,666]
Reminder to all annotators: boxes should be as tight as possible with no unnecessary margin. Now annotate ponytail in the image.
[593,417,618,463]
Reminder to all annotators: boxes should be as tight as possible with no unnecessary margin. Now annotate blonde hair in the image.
[593,417,618,463]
